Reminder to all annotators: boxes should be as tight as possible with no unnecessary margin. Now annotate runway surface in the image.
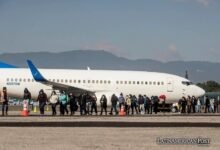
[0,113,220,127]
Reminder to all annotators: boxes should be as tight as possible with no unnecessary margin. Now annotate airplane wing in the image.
[27,60,94,94]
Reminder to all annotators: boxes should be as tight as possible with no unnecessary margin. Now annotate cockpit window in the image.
[182,81,193,86]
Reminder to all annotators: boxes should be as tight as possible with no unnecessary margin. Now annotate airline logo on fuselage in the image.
[6,82,20,86]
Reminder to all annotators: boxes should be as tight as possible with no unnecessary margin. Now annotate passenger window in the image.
[137,81,140,84]
[19,78,22,82]
[78,80,81,83]
[11,78,14,82]
[100,80,103,84]
[104,80,107,84]
[153,82,156,85]
[124,81,127,84]
[7,78,9,82]
[92,80,95,83]
[145,81,148,85]
[65,79,68,83]
[96,80,99,84]
[88,80,91,84]
[149,82,152,85]
[141,81,144,85]
[116,81,119,84]
[120,81,123,84]
[133,81,136,84]
[108,81,111,84]
[83,80,86,83]
[161,82,164,85]
[157,82,160,85]
[57,79,59,83]
[23,79,26,82]
[128,81,131,84]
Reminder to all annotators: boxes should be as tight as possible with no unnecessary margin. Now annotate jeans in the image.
[60,103,68,115]
[110,105,118,115]
[51,103,57,115]
[39,102,46,115]
[2,102,8,115]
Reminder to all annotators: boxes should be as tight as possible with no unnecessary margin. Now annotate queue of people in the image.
[178,95,219,114]
[1,87,220,116]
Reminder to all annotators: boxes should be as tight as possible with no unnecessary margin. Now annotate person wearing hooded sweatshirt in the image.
[100,95,107,115]
[125,95,131,115]
[1,87,9,116]
[59,91,69,115]
[49,91,59,115]
[37,89,48,115]
[69,93,78,115]
[23,88,32,111]
[131,95,139,115]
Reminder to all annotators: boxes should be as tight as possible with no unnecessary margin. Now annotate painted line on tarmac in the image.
[0,122,220,127]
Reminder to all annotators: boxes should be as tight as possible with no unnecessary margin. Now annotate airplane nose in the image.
[197,87,205,97]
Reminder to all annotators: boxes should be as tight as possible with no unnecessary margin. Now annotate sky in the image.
[0,0,219,62]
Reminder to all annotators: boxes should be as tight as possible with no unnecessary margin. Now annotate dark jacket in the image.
[100,96,107,108]
[111,95,118,106]
[37,93,47,103]
[23,92,31,100]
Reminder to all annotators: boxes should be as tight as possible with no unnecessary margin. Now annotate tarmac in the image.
[0,111,219,150]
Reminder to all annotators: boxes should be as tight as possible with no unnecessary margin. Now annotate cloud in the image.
[173,0,213,7]
[196,0,212,6]
[157,44,183,62]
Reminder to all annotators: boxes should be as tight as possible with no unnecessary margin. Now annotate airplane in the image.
[0,60,205,105]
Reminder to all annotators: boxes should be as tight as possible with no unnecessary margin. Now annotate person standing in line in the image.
[144,95,150,114]
[49,91,58,116]
[131,95,139,115]
[138,95,144,114]
[187,96,192,113]
[125,95,131,115]
[181,97,187,113]
[154,96,159,114]
[91,95,98,115]
[118,93,125,110]
[69,93,78,115]
[109,94,118,115]
[23,88,32,112]
[214,97,219,113]
[196,97,201,113]
[205,96,210,113]
[59,91,69,116]
[79,93,87,115]
[37,89,48,115]
[100,95,107,115]
[1,87,9,116]
[150,96,154,114]
[192,96,197,113]
[85,93,92,115]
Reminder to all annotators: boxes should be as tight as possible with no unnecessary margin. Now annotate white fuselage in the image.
[0,68,205,105]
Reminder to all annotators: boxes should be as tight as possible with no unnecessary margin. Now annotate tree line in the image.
[197,81,220,92]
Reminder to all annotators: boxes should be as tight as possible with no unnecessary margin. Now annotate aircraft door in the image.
[167,78,174,92]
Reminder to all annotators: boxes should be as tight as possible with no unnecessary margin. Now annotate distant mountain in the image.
[0,50,219,83]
